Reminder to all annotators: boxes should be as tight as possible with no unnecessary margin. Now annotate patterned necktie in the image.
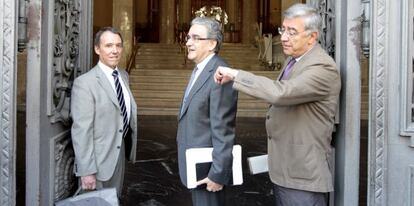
[112,70,129,138]
[181,67,198,114]
[281,58,296,80]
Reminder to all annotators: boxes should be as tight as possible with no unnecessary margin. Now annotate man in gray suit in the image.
[177,17,238,206]
[71,27,138,197]
[214,4,341,206]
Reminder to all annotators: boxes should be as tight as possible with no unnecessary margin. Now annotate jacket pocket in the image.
[286,144,319,181]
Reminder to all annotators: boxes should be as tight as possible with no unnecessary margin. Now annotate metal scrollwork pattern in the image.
[309,0,336,58]
[54,135,77,201]
[319,0,335,58]
[51,0,81,124]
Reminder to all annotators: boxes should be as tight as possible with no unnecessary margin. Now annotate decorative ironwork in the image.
[54,136,77,201]
[315,0,336,58]
[50,0,81,124]
[1,0,17,205]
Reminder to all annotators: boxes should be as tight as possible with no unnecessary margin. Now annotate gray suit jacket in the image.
[71,65,138,181]
[177,55,238,187]
[233,44,341,192]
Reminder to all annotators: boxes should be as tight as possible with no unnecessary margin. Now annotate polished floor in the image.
[121,116,274,206]
[16,113,368,206]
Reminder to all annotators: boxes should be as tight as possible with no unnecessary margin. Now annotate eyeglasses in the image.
[278,27,307,37]
[185,35,214,42]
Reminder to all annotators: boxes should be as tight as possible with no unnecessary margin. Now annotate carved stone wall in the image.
[368,0,387,205]
[0,0,17,205]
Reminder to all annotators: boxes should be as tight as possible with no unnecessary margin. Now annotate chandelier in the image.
[194,6,228,25]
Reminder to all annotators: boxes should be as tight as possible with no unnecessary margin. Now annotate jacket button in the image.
[117,146,121,149]
[119,129,123,133]
[266,115,270,119]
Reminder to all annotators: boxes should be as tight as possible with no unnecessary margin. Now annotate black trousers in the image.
[191,187,226,206]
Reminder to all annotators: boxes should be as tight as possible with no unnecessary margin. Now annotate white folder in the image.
[185,145,243,189]
[247,154,268,174]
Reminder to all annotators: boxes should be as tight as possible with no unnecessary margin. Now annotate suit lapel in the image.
[95,66,120,109]
[279,44,321,80]
[179,56,216,119]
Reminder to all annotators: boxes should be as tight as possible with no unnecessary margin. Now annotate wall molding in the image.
[0,0,17,205]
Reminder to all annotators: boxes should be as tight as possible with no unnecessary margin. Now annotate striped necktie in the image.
[112,70,129,138]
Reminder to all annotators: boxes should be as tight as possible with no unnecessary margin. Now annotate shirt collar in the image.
[294,44,315,62]
[98,61,119,76]
[196,53,215,70]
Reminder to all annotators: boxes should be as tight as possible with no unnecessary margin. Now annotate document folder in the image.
[247,154,268,174]
[185,145,243,189]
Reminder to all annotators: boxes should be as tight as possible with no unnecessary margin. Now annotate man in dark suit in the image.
[70,27,138,197]
[214,4,341,206]
[176,17,238,206]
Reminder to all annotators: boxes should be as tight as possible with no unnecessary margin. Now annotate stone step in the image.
[136,98,268,109]
[132,43,276,117]
[131,69,278,77]
[137,107,268,117]
[133,90,262,100]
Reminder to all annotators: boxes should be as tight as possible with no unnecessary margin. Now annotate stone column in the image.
[225,0,237,42]
[159,0,176,44]
[180,0,192,25]
[113,0,134,68]
[281,0,302,15]
[241,0,258,44]
[334,0,362,205]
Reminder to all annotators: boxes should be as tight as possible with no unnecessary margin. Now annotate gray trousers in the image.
[80,142,125,198]
[191,187,226,206]
[97,142,125,198]
[273,184,328,206]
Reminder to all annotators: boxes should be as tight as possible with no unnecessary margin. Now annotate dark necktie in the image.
[112,70,129,138]
[280,58,296,80]
[181,67,198,114]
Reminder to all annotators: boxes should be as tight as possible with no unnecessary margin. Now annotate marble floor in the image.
[121,116,274,206]
[15,113,368,206]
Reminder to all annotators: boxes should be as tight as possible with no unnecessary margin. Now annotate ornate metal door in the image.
[25,0,93,205]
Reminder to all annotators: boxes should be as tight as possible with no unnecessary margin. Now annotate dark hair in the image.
[191,17,223,53]
[94,27,123,47]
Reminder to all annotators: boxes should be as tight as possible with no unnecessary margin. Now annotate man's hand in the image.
[81,175,96,190]
[214,66,239,85]
[196,177,224,192]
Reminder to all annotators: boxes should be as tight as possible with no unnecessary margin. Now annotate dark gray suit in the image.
[177,55,238,205]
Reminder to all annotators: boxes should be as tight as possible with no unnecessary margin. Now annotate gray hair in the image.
[191,17,223,53]
[284,4,321,38]
[94,27,123,47]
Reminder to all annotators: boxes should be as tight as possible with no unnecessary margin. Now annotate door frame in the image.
[0,0,18,205]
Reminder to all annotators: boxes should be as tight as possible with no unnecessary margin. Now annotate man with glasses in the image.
[214,3,341,206]
[176,17,238,206]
